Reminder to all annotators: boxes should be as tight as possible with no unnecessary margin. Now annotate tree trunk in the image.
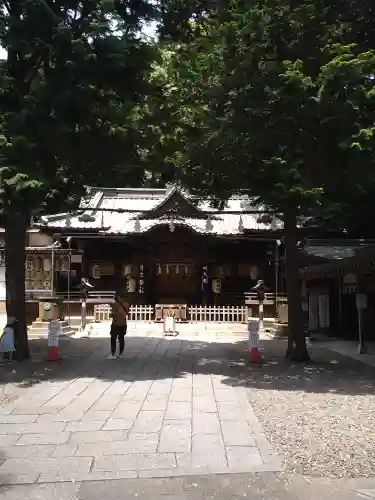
[5,213,30,360]
[283,202,310,362]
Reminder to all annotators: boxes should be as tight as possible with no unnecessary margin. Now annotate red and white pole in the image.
[248,318,261,363]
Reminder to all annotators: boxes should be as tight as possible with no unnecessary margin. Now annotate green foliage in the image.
[0,0,160,217]
[162,2,375,222]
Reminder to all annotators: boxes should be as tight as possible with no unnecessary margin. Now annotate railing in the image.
[94,304,111,322]
[128,305,154,322]
[63,301,287,324]
[189,305,247,323]
[244,292,287,305]
[94,304,154,322]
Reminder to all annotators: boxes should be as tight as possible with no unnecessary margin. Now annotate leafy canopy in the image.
[165,2,375,217]
[0,0,159,216]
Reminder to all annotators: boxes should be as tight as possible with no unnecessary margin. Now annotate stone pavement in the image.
[0,337,282,486]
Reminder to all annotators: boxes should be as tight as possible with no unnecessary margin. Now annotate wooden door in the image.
[152,263,199,303]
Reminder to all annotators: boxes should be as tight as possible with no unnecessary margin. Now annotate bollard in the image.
[248,319,261,363]
[47,319,61,361]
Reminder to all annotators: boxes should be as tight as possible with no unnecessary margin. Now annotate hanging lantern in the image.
[43,258,52,272]
[156,264,162,275]
[92,264,100,279]
[123,264,132,277]
[250,266,258,280]
[205,215,213,232]
[126,276,137,293]
[65,214,72,228]
[238,215,244,233]
[169,216,175,233]
[212,278,222,294]
[271,214,278,231]
[61,257,69,272]
[134,216,141,233]
[35,257,42,272]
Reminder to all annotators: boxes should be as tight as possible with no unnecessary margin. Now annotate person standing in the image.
[107,292,129,359]
[0,317,17,364]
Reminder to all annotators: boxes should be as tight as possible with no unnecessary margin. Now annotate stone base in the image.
[266,323,289,338]
[28,320,75,339]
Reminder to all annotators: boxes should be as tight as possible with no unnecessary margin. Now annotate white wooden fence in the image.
[189,305,247,323]
[94,304,248,323]
[94,304,111,322]
[128,305,154,322]
[94,304,153,322]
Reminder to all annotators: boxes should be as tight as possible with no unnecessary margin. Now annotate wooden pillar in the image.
[356,272,367,354]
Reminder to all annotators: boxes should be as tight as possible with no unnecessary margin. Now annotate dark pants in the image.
[110,324,127,355]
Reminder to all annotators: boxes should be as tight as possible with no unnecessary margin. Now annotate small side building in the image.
[300,239,375,340]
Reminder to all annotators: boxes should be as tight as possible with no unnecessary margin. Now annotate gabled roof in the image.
[39,186,283,236]
[138,186,211,220]
[300,239,375,279]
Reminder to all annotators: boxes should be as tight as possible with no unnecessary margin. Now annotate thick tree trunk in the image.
[283,202,310,362]
[5,213,30,360]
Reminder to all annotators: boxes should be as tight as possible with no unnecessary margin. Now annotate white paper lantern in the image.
[126,276,136,293]
[92,264,100,279]
[61,257,69,272]
[123,264,132,277]
[43,258,52,272]
[250,266,258,280]
[35,257,42,272]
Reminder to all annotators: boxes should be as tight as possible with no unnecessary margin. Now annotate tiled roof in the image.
[40,186,283,235]
[302,239,375,261]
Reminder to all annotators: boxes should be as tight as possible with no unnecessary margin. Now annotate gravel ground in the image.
[243,339,375,479]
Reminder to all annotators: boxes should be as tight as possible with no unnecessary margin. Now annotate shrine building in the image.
[5,185,287,324]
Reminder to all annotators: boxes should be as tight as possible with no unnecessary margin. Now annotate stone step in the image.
[85,323,250,339]
[266,323,289,338]
[30,320,69,329]
[28,320,75,338]
[28,331,75,339]
[28,326,73,335]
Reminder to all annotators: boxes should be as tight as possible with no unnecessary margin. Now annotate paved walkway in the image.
[0,337,281,486]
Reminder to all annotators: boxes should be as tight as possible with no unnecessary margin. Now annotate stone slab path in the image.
[0,337,281,485]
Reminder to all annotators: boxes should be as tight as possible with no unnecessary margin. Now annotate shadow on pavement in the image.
[0,335,374,400]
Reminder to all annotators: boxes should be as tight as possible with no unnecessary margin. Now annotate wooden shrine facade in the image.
[29,186,285,310]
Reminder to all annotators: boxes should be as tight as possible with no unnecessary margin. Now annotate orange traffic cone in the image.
[250,346,261,363]
[47,346,61,362]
